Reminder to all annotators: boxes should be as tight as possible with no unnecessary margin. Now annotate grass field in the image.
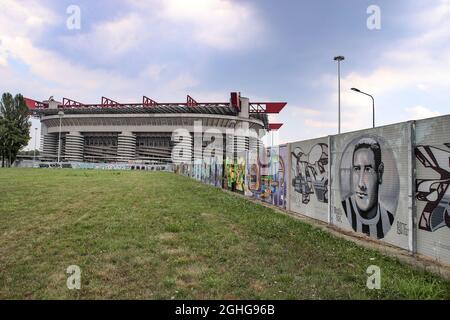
[0,168,449,299]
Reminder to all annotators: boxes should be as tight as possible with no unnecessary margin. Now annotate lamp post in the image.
[334,56,345,134]
[351,88,375,128]
[57,111,64,164]
[33,127,38,162]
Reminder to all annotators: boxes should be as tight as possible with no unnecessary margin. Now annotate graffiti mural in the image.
[247,150,260,196]
[224,157,235,191]
[201,158,211,185]
[245,147,287,208]
[214,159,223,188]
[235,154,246,193]
[415,144,450,232]
[291,143,328,205]
[272,145,287,208]
[174,163,191,176]
[259,149,272,202]
[339,136,399,239]
[193,159,202,181]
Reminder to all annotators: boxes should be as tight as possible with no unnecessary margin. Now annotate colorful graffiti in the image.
[235,156,246,193]
[224,157,234,190]
[206,157,223,187]
[247,151,260,195]
[246,147,287,208]
[189,157,224,187]
[214,159,223,188]
[415,144,450,232]
[193,159,202,181]
[291,143,328,204]
[223,155,246,193]
[272,146,287,207]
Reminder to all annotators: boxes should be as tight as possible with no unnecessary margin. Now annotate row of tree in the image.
[0,93,31,167]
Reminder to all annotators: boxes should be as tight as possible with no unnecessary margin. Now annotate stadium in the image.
[25,93,286,165]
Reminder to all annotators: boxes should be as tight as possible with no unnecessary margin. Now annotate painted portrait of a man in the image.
[341,137,394,239]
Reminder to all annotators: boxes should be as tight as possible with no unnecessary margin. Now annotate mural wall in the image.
[245,146,288,208]
[193,158,202,181]
[274,145,288,208]
[222,155,245,193]
[415,116,450,264]
[246,149,260,198]
[330,122,412,250]
[289,137,329,222]
[235,152,247,194]
[210,157,223,188]
[174,163,191,177]
[223,156,234,191]
[174,114,450,265]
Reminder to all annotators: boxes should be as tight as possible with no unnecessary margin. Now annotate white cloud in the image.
[405,106,441,120]
[305,0,450,137]
[158,0,263,50]
[141,64,167,80]
[0,42,7,66]
[342,1,450,95]
[62,0,264,59]
[303,118,336,129]
[0,0,57,35]
[61,13,149,61]
[290,106,323,117]
[0,1,204,102]
[415,0,450,27]
[2,36,133,93]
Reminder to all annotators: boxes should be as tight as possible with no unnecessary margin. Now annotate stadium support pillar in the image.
[64,132,84,162]
[117,132,136,162]
[42,133,58,161]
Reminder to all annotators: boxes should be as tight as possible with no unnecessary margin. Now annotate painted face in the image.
[352,148,379,213]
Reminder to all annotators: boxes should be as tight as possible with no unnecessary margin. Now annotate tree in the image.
[0,93,31,167]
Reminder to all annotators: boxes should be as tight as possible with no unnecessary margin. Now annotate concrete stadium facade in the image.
[27,93,286,164]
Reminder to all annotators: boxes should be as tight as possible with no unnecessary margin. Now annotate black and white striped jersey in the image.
[342,196,394,239]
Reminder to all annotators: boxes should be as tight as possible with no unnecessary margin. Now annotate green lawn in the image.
[0,168,449,299]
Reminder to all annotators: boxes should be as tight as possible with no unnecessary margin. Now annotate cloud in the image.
[303,118,336,129]
[2,36,133,94]
[61,13,149,60]
[0,0,60,39]
[342,1,450,95]
[306,0,450,137]
[157,0,263,50]
[290,106,323,117]
[0,1,203,102]
[405,106,441,120]
[140,64,167,80]
[61,0,264,61]
[415,0,450,28]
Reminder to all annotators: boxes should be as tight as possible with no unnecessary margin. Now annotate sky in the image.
[0,0,449,150]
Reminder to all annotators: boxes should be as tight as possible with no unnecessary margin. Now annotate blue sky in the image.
[0,0,449,149]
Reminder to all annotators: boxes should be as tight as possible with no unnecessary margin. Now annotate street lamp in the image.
[334,56,345,134]
[351,87,375,128]
[57,111,64,164]
[33,127,38,162]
